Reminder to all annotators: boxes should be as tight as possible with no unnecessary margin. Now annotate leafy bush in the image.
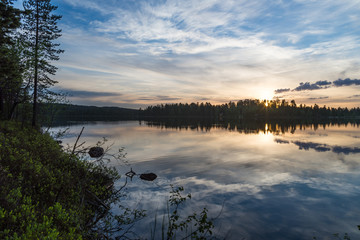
[0,121,141,239]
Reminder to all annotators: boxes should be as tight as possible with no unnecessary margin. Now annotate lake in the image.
[53,120,360,239]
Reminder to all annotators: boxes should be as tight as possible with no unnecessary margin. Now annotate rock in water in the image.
[88,147,104,158]
[140,173,157,181]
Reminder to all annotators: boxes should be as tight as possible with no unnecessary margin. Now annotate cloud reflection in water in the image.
[54,121,360,239]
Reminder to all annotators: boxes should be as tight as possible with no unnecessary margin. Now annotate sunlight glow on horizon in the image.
[15,0,359,109]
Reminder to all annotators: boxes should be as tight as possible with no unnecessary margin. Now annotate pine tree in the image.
[22,0,63,126]
[0,0,22,119]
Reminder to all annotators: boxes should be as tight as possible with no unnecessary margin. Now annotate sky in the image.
[16,0,360,109]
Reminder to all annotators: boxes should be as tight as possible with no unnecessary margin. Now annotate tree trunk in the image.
[32,0,39,127]
[0,88,4,119]
[8,102,19,120]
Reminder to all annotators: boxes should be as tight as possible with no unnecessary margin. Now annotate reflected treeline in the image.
[142,118,360,134]
[275,140,360,155]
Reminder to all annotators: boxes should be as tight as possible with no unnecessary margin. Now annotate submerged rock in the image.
[140,173,157,181]
[88,147,104,158]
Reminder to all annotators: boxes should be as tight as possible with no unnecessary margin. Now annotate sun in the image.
[257,89,274,102]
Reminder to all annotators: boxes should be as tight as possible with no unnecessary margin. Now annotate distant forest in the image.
[142,99,360,120]
[39,99,360,125]
[40,103,140,124]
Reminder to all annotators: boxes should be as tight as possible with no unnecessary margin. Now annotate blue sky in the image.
[16,0,360,108]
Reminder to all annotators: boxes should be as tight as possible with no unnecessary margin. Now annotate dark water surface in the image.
[53,120,360,239]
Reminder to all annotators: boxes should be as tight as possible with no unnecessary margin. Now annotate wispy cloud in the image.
[41,0,360,108]
[274,139,290,144]
[348,95,360,99]
[308,96,329,100]
[274,88,291,94]
[57,88,122,98]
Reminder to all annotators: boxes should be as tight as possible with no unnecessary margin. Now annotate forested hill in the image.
[42,99,360,124]
[42,103,140,122]
[141,99,360,120]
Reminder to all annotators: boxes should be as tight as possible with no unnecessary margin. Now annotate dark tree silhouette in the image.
[142,99,360,120]
[22,0,63,126]
[0,0,22,119]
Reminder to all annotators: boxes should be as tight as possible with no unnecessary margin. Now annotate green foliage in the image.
[21,0,64,126]
[0,0,21,45]
[0,121,143,239]
[0,0,65,124]
[0,0,23,120]
[21,0,64,87]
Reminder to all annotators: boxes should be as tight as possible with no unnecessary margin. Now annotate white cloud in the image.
[52,0,360,107]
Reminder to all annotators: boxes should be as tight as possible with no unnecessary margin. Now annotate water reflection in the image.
[291,141,360,154]
[53,120,360,239]
[143,118,360,135]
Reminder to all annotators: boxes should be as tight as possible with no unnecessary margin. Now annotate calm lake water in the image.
[53,120,360,239]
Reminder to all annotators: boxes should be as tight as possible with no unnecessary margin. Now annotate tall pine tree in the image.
[22,0,63,126]
[0,0,22,119]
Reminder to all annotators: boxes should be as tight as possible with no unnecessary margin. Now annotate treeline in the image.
[40,103,140,124]
[142,99,360,120]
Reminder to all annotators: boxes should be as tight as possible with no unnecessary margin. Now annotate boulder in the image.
[88,147,104,158]
[140,173,157,181]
